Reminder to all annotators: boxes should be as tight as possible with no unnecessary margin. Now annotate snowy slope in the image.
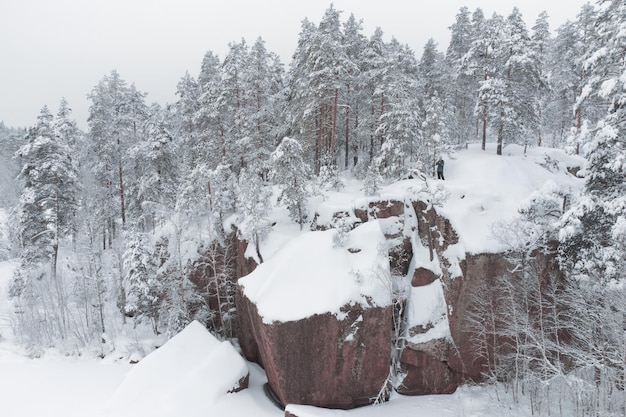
[436,143,584,253]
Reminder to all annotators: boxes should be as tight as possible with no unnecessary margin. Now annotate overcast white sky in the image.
[1,0,590,129]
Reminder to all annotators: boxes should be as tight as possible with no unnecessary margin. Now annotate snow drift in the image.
[106,320,249,417]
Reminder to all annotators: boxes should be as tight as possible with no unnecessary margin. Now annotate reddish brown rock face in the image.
[238,295,393,409]
[236,288,261,364]
[442,253,511,378]
[233,196,555,403]
[354,199,405,222]
[396,347,464,395]
[412,200,459,253]
[411,267,438,287]
[235,236,258,278]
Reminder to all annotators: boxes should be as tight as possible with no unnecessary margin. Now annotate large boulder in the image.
[238,221,393,409]
[396,346,464,395]
[242,299,392,408]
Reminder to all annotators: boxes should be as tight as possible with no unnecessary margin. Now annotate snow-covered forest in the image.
[0,1,624,416]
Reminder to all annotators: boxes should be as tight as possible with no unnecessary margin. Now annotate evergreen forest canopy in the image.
[0,2,624,416]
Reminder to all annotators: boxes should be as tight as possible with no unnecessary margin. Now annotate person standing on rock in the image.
[436,156,445,180]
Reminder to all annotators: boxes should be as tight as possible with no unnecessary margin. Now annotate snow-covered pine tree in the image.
[362,161,383,196]
[236,167,271,263]
[0,123,24,209]
[221,39,252,171]
[123,231,161,334]
[374,39,421,179]
[86,71,147,245]
[52,98,81,246]
[269,137,311,228]
[287,5,357,173]
[466,8,543,155]
[445,6,478,147]
[313,5,357,171]
[285,18,319,164]
[531,11,550,147]
[358,27,388,163]
[560,0,626,283]
[422,92,449,177]
[126,103,179,232]
[11,102,80,346]
[499,7,544,154]
[567,3,604,155]
[15,103,79,282]
[174,72,201,169]
[341,14,367,170]
[375,98,420,180]
[546,19,579,149]
[558,2,626,414]
[194,51,225,170]
[246,37,286,166]
[463,10,505,151]
[417,38,445,106]
[14,107,56,270]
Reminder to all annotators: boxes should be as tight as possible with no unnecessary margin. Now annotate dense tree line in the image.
[0,1,623,415]
[463,3,626,415]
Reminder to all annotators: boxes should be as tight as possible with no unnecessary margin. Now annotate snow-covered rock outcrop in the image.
[233,144,585,408]
[238,221,393,409]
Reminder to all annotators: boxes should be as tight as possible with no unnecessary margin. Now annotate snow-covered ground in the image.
[0,295,538,417]
[0,144,586,416]
[436,143,583,253]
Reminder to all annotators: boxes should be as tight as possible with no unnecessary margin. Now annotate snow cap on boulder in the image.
[239,220,392,323]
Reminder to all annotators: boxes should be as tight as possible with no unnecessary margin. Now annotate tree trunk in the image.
[344,84,350,170]
[537,107,543,147]
[254,232,264,264]
[497,119,503,155]
[379,92,385,146]
[482,51,488,151]
[353,101,360,167]
[330,87,338,163]
[575,108,582,155]
[51,243,58,283]
[369,103,375,162]
[316,107,323,174]
[482,110,487,151]
[118,160,126,226]
[109,218,114,248]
